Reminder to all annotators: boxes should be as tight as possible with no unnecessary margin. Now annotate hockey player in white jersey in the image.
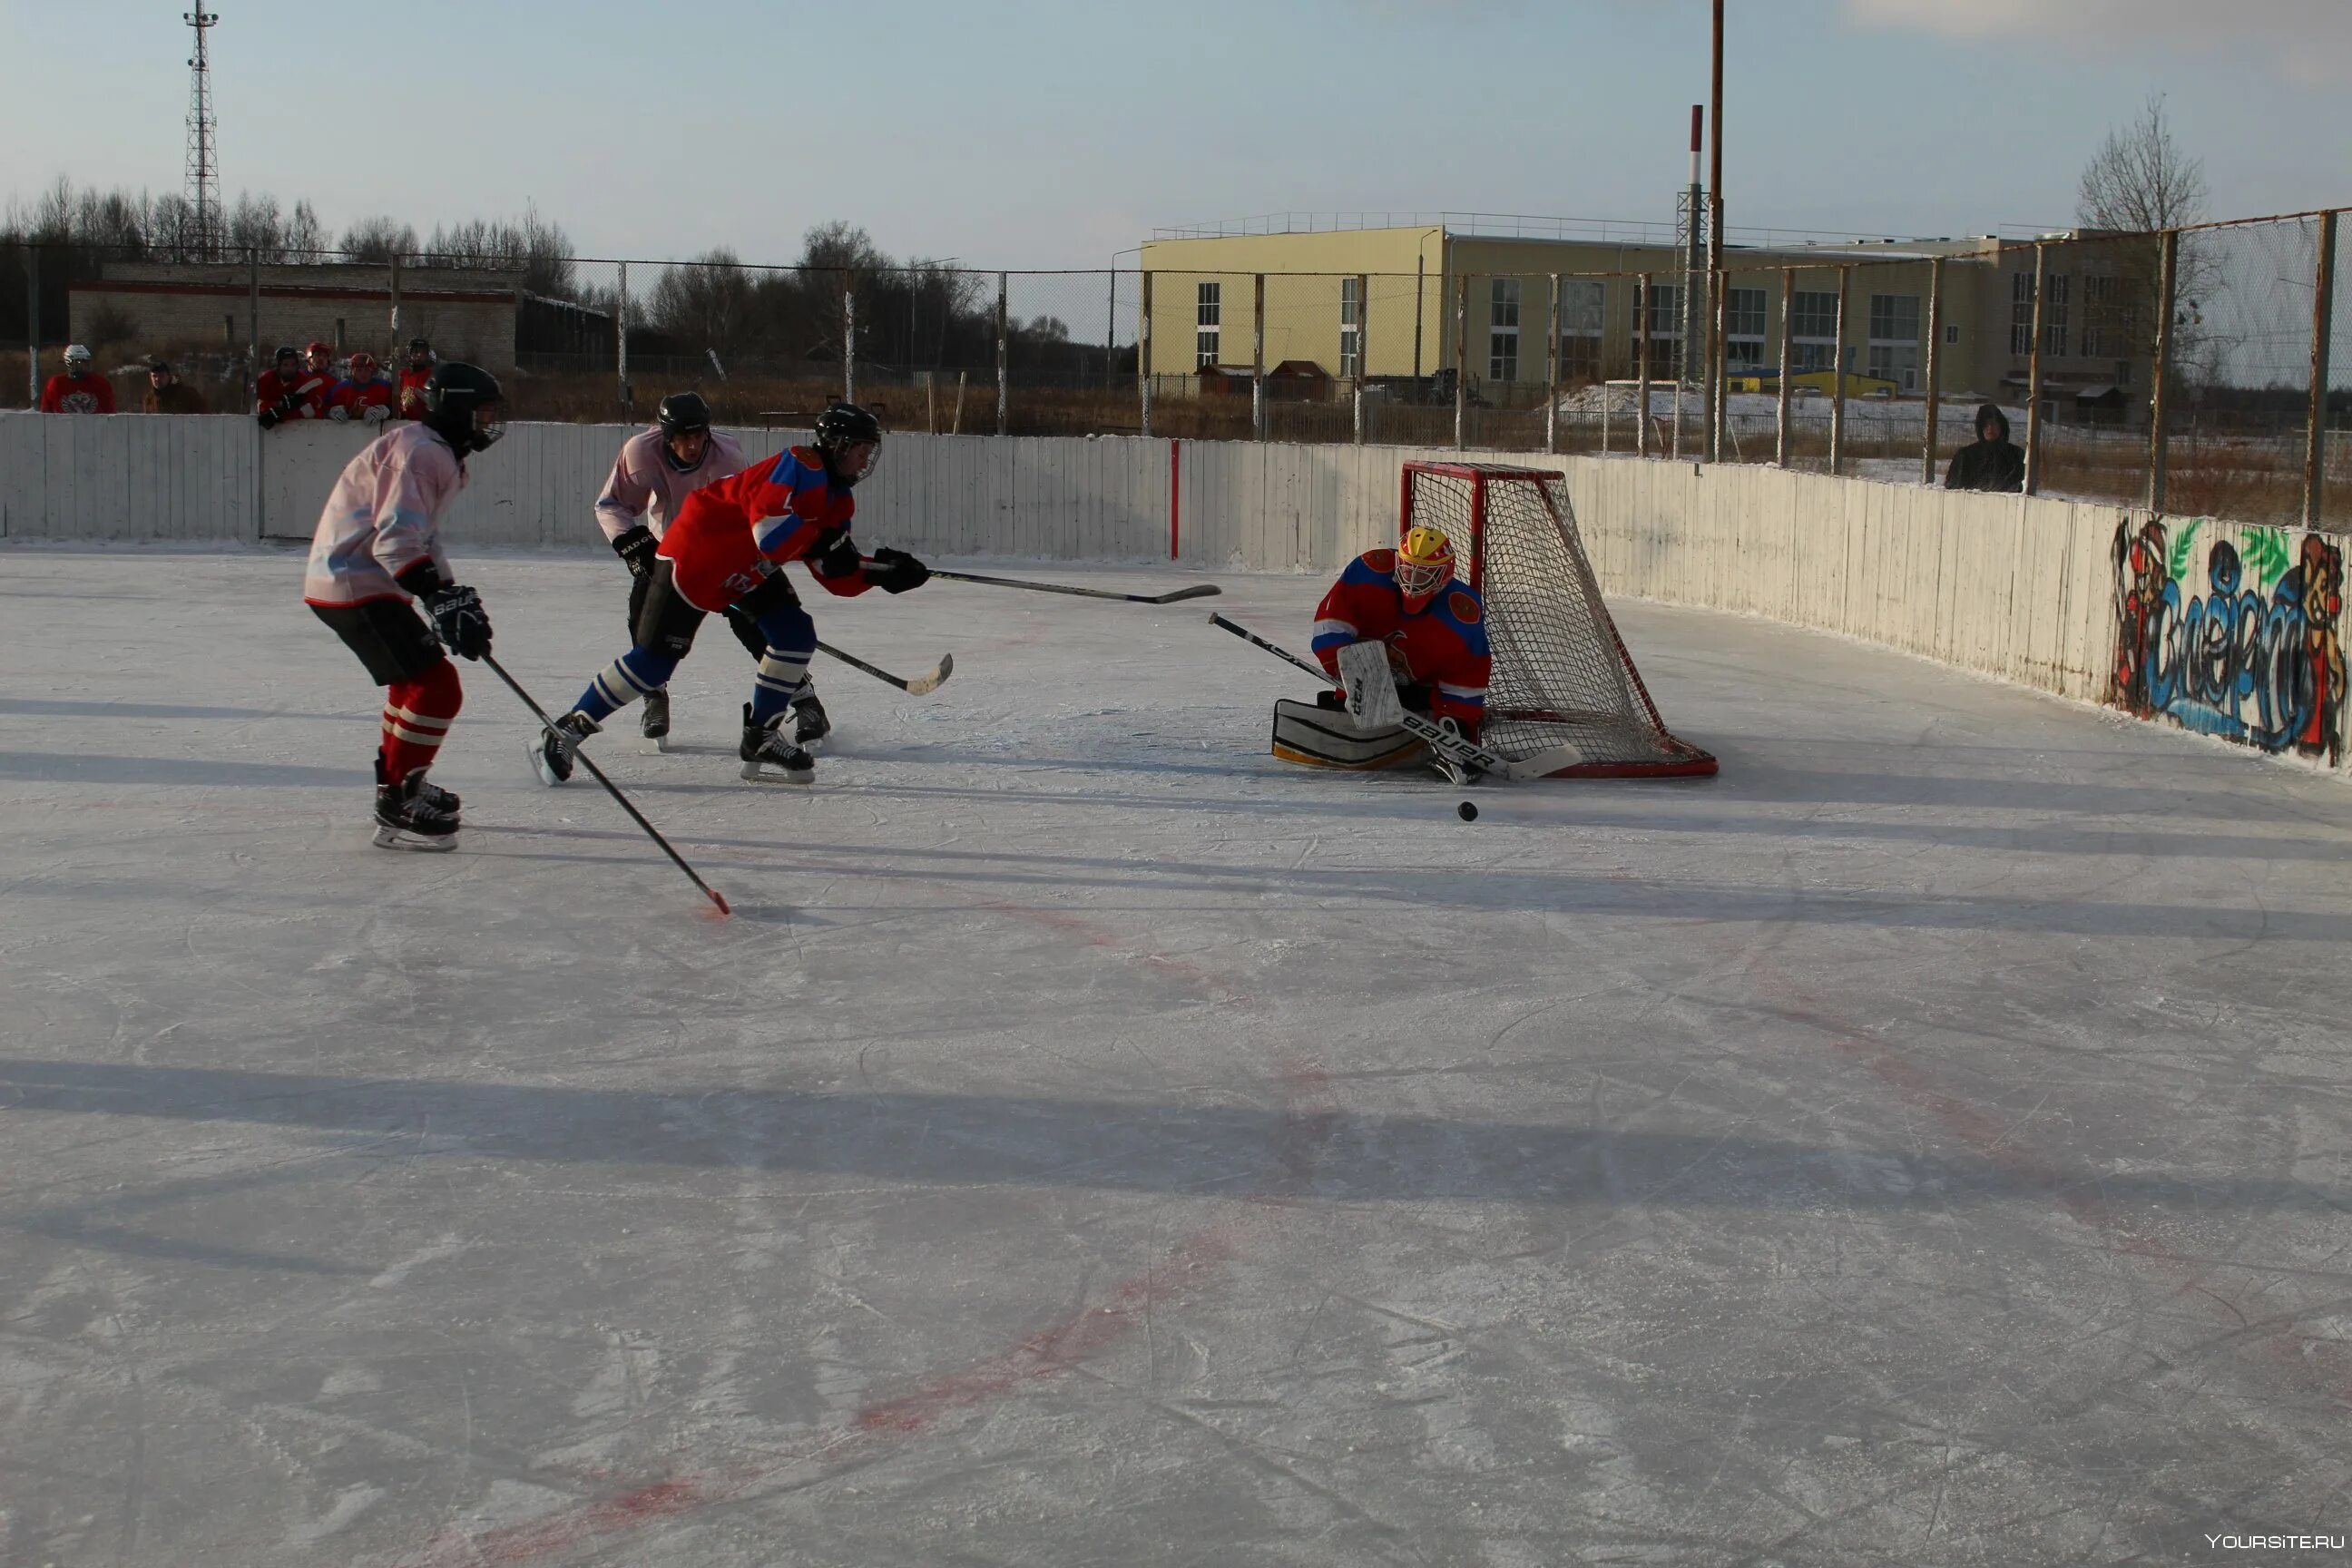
[593,393,759,745]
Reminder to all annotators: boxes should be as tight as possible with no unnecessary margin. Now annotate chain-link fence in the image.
[6,211,2349,530]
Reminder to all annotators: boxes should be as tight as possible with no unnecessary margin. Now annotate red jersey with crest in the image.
[397,366,434,420]
[327,377,397,419]
[258,368,332,419]
[1311,548,1493,734]
[655,445,876,612]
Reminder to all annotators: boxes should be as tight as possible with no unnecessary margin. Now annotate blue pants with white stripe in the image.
[572,596,816,727]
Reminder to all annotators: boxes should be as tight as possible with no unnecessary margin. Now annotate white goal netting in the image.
[1402,463,1716,779]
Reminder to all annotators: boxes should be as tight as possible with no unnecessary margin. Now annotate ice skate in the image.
[739,702,815,784]
[530,710,600,786]
[372,766,459,851]
[637,688,671,754]
[790,693,830,753]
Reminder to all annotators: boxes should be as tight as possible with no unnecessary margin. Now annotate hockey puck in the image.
[1456,800,1478,821]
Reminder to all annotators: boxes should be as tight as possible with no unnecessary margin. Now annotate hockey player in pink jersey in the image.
[593,392,752,746]
[301,364,506,849]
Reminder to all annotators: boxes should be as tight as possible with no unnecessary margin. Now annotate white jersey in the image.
[592,426,747,542]
[301,422,466,607]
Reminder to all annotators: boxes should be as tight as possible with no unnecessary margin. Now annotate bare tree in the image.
[2078,94,2207,234]
[340,215,418,262]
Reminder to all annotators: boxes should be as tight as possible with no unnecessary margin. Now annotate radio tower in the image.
[184,10,221,259]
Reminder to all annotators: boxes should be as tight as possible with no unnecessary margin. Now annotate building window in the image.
[2043,273,2070,358]
[1634,279,1682,376]
[1790,289,1838,373]
[1489,277,1521,383]
[2010,271,2034,357]
[1338,278,1361,377]
[1867,293,1921,390]
[1559,278,1603,383]
[1726,286,1766,369]
[1195,281,1220,369]
[2081,274,2135,358]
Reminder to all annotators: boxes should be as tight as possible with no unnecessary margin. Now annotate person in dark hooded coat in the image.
[1944,403,2025,492]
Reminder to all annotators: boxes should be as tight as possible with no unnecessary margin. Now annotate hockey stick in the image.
[1207,612,1511,783]
[925,567,1220,605]
[818,641,953,695]
[481,653,731,916]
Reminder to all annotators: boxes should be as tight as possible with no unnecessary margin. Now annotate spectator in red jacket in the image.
[40,344,116,413]
[327,351,397,424]
[257,346,310,428]
[397,338,436,421]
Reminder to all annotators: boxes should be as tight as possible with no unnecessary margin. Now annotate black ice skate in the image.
[637,688,671,753]
[375,754,460,814]
[373,765,459,851]
[790,693,830,752]
[739,702,815,784]
[530,710,600,786]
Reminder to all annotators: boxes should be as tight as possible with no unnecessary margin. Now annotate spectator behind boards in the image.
[40,344,115,413]
[256,346,308,427]
[397,338,436,420]
[141,359,208,414]
[1943,403,2025,494]
[327,351,397,424]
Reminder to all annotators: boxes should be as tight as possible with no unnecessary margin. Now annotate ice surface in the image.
[5,547,2350,1566]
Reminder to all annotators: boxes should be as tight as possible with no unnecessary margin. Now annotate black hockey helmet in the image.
[656,392,715,471]
[272,344,300,368]
[421,362,506,455]
[812,399,882,486]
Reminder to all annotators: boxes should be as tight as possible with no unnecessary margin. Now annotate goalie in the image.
[1272,525,1492,770]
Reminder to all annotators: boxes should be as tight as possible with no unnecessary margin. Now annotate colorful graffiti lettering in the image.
[2111,517,2345,766]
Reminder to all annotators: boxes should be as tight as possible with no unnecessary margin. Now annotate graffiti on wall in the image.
[2112,517,2346,765]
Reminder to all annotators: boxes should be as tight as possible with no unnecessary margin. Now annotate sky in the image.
[1,0,2347,270]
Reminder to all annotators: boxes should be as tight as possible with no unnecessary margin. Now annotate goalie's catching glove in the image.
[865,546,930,594]
[611,524,660,582]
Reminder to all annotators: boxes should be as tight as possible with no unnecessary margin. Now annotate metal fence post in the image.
[23,245,37,407]
[994,272,1009,436]
[2024,242,2048,495]
[1708,269,1729,462]
[1921,256,1944,485]
[388,252,402,360]
[843,278,857,403]
[1775,269,1794,468]
[1251,271,1266,441]
[1544,273,1562,455]
[2304,210,2337,528]
[1453,273,1468,450]
[2149,230,2178,512]
[1353,271,1368,445]
[1139,270,1153,439]
[1829,268,1849,477]
[1412,253,1425,381]
[247,245,261,403]
[1636,272,1653,458]
[613,260,630,419]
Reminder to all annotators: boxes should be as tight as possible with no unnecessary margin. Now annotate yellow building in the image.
[1138,220,2152,420]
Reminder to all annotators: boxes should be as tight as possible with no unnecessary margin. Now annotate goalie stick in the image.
[818,641,953,695]
[926,567,1221,605]
[1207,612,1511,783]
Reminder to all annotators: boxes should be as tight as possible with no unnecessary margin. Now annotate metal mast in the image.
[184,11,220,258]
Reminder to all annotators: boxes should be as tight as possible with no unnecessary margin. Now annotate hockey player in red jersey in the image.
[301,364,506,848]
[39,344,115,413]
[592,391,754,745]
[397,339,435,421]
[1311,524,1492,738]
[325,351,397,424]
[255,346,329,427]
[532,401,930,786]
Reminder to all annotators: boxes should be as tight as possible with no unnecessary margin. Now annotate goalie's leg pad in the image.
[1270,699,1425,769]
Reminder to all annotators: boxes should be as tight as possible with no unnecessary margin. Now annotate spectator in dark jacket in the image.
[142,360,208,414]
[1944,403,2025,493]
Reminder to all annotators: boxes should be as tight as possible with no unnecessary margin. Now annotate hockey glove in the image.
[865,546,930,595]
[362,402,391,425]
[611,524,660,582]
[328,404,352,423]
[423,583,493,660]
[256,407,280,430]
[1396,682,1433,714]
[809,527,862,580]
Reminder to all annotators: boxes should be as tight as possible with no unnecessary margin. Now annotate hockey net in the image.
[1401,462,1716,779]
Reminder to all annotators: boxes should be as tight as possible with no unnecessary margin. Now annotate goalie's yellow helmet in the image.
[1396,524,1456,608]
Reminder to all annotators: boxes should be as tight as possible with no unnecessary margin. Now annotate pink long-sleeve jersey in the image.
[300,423,467,607]
[591,426,748,543]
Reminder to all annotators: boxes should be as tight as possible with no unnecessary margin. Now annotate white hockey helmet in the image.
[63,343,93,368]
